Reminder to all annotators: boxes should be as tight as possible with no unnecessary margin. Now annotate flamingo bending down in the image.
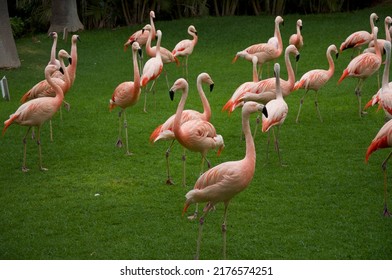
[150,73,214,186]
[183,101,268,260]
[262,63,288,166]
[365,117,392,217]
[338,26,382,117]
[170,78,224,218]
[109,42,142,155]
[172,25,198,80]
[339,12,378,56]
[233,16,284,79]
[293,44,338,123]
[3,64,64,172]
[141,30,163,113]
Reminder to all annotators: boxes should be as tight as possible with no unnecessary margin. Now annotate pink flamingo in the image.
[293,44,338,123]
[365,117,392,217]
[144,24,179,89]
[289,19,303,74]
[48,32,61,69]
[150,73,214,185]
[228,45,300,111]
[3,64,64,172]
[364,16,392,55]
[339,12,378,55]
[262,63,288,166]
[183,101,267,260]
[109,42,142,155]
[233,16,284,79]
[170,78,224,218]
[375,41,392,118]
[141,30,163,113]
[338,26,382,117]
[123,11,156,50]
[172,25,198,79]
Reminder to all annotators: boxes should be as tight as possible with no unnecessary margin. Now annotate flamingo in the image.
[144,24,179,89]
[228,45,300,111]
[364,16,392,55]
[48,32,60,69]
[338,26,382,117]
[262,63,288,166]
[376,41,392,119]
[172,25,198,80]
[365,117,392,217]
[183,101,268,260]
[3,64,64,172]
[294,44,338,123]
[141,30,163,113]
[233,16,284,79]
[170,78,224,219]
[123,11,156,50]
[150,73,214,186]
[289,19,303,74]
[109,42,142,155]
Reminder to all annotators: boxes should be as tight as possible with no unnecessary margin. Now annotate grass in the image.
[1,4,392,260]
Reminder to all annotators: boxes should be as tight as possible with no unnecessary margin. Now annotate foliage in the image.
[1,4,392,260]
[10,17,25,39]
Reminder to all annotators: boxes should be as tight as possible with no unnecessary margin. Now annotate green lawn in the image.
[1,4,392,260]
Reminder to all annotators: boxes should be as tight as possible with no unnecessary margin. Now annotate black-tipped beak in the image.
[138,48,142,57]
[296,54,300,62]
[169,90,175,101]
[68,57,72,65]
[262,106,268,118]
[282,21,285,26]
[195,32,198,36]
[335,53,339,59]
[300,25,303,30]
[59,67,64,75]
[142,29,145,34]
[210,84,214,92]
[77,36,81,42]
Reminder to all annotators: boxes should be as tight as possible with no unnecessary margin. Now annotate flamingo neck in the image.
[297,25,301,36]
[370,14,376,32]
[276,22,283,53]
[252,59,258,82]
[197,79,211,121]
[150,15,156,40]
[156,34,161,60]
[132,48,141,100]
[242,111,256,168]
[385,20,391,41]
[46,71,64,107]
[68,39,78,85]
[285,50,295,86]
[50,36,57,64]
[326,49,335,76]
[173,87,188,139]
[59,56,70,92]
[146,29,154,56]
[382,45,391,90]
[373,30,381,59]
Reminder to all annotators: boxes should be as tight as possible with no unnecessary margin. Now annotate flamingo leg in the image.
[165,140,175,185]
[123,110,132,156]
[222,202,230,260]
[253,113,261,138]
[355,79,365,117]
[49,119,53,142]
[22,127,32,172]
[314,91,323,122]
[381,151,392,217]
[63,100,70,112]
[185,56,189,80]
[274,127,286,166]
[296,90,309,123]
[195,205,212,260]
[116,110,123,148]
[265,130,271,164]
[36,126,47,171]
[164,69,170,90]
[182,147,187,187]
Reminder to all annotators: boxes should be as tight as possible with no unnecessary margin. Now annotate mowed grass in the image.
[1,5,392,260]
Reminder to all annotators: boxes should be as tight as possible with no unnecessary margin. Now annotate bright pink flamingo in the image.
[109,42,142,155]
[232,16,284,79]
[144,24,179,89]
[172,25,198,79]
[339,12,378,55]
[170,78,224,219]
[338,26,382,117]
[150,73,214,185]
[262,63,288,166]
[227,45,300,111]
[293,44,338,123]
[123,11,156,50]
[141,30,163,113]
[183,101,268,260]
[3,64,64,172]
[365,117,392,217]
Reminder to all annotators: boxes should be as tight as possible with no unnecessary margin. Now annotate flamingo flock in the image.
[3,10,392,260]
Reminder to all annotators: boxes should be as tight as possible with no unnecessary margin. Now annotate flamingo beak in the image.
[68,57,72,65]
[296,54,300,62]
[335,53,339,59]
[138,48,142,57]
[59,67,64,75]
[210,84,214,92]
[262,106,268,118]
[169,90,175,101]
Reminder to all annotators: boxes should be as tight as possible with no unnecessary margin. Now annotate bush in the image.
[10,17,25,39]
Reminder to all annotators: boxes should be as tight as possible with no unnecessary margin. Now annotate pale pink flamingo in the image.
[172,25,198,79]
[182,101,267,260]
[365,117,392,217]
[109,42,142,155]
[141,30,163,113]
[150,73,214,185]
[293,44,338,123]
[144,24,179,89]
[374,41,392,119]
[170,78,224,219]
[227,45,300,111]
[339,12,378,56]
[289,19,303,74]
[338,26,382,117]
[262,63,288,166]
[3,64,64,172]
[233,16,284,79]
[123,11,156,50]
[364,16,392,55]
[48,32,61,69]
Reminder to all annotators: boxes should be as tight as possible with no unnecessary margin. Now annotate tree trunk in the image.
[48,0,84,35]
[0,0,21,69]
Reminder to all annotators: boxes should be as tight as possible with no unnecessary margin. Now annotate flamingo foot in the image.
[125,151,133,156]
[40,167,48,171]
[188,211,198,221]
[22,167,29,172]
[63,102,71,112]
[383,206,391,217]
[116,139,123,148]
[166,178,174,185]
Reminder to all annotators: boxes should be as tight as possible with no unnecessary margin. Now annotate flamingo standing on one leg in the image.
[262,63,288,166]
[109,42,142,155]
[172,25,198,80]
[170,78,224,219]
[150,73,214,185]
[2,64,64,172]
[141,30,163,113]
[340,12,379,56]
[338,26,382,117]
[183,101,268,260]
[365,117,392,217]
[293,44,338,123]
[289,19,303,74]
